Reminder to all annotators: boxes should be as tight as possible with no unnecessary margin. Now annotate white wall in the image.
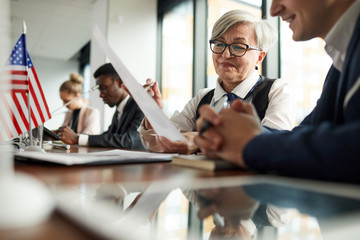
[90,0,108,131]
[0,0,10,68]
[90,0,157,131]
[31,56,79,130]
[0,0,11,147]
[107,0,157,82]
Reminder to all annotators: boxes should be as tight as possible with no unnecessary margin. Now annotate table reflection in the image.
[193,186,294,240]
[54,177,360,240]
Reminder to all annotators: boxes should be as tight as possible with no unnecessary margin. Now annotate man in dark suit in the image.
[60,63,144,150]
[194,0,360,183]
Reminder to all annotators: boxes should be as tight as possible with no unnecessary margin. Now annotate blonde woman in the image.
[56,73,100,135]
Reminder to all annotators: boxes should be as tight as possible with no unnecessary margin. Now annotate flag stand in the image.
[21,21,45,153]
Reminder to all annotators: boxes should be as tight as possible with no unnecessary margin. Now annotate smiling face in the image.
[212,23,265,92]
[270,0,346,41]
[96,75,127,107]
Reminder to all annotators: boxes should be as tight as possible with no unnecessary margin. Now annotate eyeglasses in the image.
[98,77,118,93]
[98,82,115,94]
[209,40,262,57]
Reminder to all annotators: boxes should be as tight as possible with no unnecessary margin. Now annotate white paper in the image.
[15,150,176,166]
[92,26,185,142]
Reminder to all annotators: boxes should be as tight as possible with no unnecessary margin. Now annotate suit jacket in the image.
[244,15,360,183]
[63,105,101,135]
[88,98,145,150]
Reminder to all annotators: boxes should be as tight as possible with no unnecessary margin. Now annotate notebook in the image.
[171,154,240,171]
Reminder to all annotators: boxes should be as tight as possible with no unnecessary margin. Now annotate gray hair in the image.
[211,10,278,52]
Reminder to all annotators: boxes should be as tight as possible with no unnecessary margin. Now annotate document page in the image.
[92,26,185,142]
[15,150,176,166]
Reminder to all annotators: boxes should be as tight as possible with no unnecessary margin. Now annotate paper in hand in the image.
[92,26,185,141]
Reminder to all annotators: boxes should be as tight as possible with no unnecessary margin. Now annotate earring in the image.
[255,66,258,70]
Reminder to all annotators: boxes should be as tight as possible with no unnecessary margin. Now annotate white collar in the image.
[324,0,360,71]
[117,95,130,114]
[214,70,260,102]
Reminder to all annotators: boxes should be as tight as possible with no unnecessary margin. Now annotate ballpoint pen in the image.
[51,85,99,114]
[50,142,70,150]
[199,95,228,135]
[144,83,154,92]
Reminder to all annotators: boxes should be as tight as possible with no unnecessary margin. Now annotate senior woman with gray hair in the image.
[139,10,295,154]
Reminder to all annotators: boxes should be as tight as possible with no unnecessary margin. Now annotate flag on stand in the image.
[0,33,51,140]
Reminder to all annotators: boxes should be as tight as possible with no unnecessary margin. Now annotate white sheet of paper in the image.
[92,26,185,142]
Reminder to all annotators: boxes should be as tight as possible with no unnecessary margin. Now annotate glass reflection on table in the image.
[54,176,360,240]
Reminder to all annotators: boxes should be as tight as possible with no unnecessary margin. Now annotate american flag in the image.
[0,33,51,140]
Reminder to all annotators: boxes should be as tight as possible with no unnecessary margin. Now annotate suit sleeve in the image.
[244,41,360,183]
[88,103,145,150]
[243,120,360,183]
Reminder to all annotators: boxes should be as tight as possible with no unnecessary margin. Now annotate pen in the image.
[199,95,228,135]
[51,85,99,114]
[144,83,154,91]
[51,142,70,150]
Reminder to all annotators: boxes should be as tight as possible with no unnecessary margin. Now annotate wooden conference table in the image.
[15,146,253,185]
[2,146,360,240]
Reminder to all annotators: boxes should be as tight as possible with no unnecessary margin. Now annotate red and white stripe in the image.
[0,65,51,140]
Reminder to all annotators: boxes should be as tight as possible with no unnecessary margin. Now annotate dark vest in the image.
[195,76,276,120]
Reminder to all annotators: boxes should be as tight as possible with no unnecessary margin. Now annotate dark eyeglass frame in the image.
[209,39,262,57]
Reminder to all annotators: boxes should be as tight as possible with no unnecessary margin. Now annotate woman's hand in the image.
[149,132,198,154]
[123,78,164,130]
[143,78,163,109]
[143,79,163,130]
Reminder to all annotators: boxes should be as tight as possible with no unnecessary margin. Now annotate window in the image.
[280,21,332,123]
[161,1,194,117]
[82,63,91,100]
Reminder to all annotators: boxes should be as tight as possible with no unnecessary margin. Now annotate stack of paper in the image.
[15,149,176,166]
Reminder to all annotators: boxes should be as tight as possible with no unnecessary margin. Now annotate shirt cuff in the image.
[78,134,89,146]
[138,119,157,135]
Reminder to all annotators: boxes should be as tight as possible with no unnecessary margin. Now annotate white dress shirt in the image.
[324,0,360,108]
[324,0,360,72]
[78,95,130,146]
[139,70,295,151]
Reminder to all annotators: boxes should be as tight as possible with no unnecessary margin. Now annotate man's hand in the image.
[194,100,264,168]
[58,126,79,145]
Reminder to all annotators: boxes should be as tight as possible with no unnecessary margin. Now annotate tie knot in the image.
[212,93,241,107]
[226,93,240,103]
